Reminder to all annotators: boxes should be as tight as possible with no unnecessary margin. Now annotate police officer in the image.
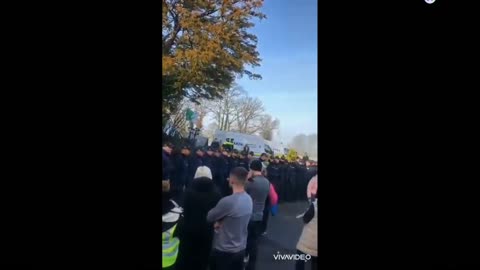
[220,148,232,196]
[295,159,308,201]
[188,147,204,187]
[229,149,239,174]
[247,151,255,165]
[285,160,297,202]
[237,151,249,170]
[212,149,224,192]
[267,157,281,190]
[222,138,234,153]
[278,156,288,202]
[162,142,175,182]
[202,146,215,175]
[171,145,191,204]
[259,153,269,177]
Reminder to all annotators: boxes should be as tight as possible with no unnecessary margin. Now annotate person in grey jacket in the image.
[207,167,252,270]
[244,160,270,270]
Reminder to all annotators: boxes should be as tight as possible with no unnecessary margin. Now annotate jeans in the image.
[295,250,317,270]
[209,249,245,270]
[245,221,263,270]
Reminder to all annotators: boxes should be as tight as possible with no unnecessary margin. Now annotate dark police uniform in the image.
[267,162,281,190]
[278,160,288,202]
[285,162,297,202]
[295,163,308,201]
[237,157,249,171]
[188,153,203,187]
[172,151,190,202]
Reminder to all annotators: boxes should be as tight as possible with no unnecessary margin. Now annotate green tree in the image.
[162,0,265,127]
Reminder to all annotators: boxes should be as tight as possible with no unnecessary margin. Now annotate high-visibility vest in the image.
[162,224,179,268]
[222,142,234,151]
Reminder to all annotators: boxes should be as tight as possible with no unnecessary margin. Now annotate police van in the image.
[264,140,289,157]
[213,130,274,158]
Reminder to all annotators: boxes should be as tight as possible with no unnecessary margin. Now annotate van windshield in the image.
[264,144,273,155]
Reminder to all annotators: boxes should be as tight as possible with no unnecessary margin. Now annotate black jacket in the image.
[202,155,215,174]
[172,153,189,187]
[176,177,221,270]
[162,150,174,180]
[267,163,281,183]
[237,158,249,171]
[228,156,238,172]
[187,154,203,186]
[180,177,221,235]
[306,167,317,182]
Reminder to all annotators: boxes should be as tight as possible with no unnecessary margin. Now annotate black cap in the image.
[249,151,254,156]
[181,145,191,150]
[207,146,214,151]
[260,153,268,157]
[232,149,239,154]
[250,159,263,172]
[195,147,204,153]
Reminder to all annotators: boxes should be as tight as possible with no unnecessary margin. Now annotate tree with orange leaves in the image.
[162,0,265,128]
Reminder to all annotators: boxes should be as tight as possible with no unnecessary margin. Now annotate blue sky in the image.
[236,0,318,144]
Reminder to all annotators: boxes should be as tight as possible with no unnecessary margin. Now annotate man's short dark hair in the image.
[250,160,263,172]
[230,167,249,184]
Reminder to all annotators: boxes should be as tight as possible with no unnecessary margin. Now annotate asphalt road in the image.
[255,201,315,270]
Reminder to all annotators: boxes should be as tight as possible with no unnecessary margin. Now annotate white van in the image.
[264,140,288,157]
[214,130,274,157]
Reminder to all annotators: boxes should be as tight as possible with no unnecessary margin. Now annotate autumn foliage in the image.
[162,0,265,127]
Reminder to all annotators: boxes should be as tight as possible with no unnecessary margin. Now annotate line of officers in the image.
[162,142,318,203]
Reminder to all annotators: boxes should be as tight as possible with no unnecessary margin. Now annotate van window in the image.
[264,144,273,155]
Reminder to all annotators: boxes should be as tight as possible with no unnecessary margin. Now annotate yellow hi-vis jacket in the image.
[162,224,179,268]
[222,142,234,151]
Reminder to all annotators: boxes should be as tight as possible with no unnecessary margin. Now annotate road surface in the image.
[256,201,315,270]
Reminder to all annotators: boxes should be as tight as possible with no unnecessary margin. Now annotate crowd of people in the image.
[162,141,318,270]
[162,142,318,203]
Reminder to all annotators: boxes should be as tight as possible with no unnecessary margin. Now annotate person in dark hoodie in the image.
[175,166,222,270]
